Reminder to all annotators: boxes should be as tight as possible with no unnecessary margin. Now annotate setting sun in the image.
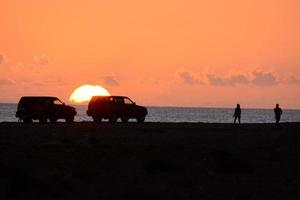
[69,85,111,103]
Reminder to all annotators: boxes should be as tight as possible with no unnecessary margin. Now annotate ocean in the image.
[1,103,299,123]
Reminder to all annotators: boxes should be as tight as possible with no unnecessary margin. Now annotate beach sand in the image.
[0,122,300,199]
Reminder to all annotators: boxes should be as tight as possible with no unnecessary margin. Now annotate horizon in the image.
[1,102,299,111]
[1,0,300,108]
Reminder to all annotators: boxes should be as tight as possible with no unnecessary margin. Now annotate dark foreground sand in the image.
[0,122,300,199]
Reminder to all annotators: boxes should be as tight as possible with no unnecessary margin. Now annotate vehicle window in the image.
[108,97,114,102]
[54,99,63,105]
[124,98,134,105]
[115,97,125,104]
[44,99,53,105]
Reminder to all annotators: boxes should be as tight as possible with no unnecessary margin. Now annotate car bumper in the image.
[86,110,91,116]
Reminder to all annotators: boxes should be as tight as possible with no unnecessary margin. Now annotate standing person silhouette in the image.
[274,104,282,124]
[233,104,241,124]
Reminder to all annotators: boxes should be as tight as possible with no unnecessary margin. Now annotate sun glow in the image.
[69,85,111,103]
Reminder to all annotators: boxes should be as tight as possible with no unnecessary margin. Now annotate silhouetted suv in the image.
[87,96,147,122]
[16,96,77,123]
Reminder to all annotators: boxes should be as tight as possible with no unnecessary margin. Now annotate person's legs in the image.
[276,116,280,123]
[234,116,237,124]
[238,116,241,124]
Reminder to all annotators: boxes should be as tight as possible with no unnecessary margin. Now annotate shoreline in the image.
[2,102,300,110]
[1,121,300,123]
[0,121,300,131]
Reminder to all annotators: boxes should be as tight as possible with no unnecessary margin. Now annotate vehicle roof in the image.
[20,96,59,100]
[92,95,129,98]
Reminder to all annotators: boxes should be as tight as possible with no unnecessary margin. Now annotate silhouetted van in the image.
[87,96,147,122]
[16,96,77,123]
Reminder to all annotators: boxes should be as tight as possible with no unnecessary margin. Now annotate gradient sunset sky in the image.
[1,0,299,108]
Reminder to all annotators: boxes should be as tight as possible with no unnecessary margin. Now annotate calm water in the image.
[1,103,299,123]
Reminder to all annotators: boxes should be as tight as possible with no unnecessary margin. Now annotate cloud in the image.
[177,68,203,85]
[287,76,300,84]
[207,70,281,87]
[0,54,3,64]
[0,79,16,86]
[102,75,120,86]
[207,74,249,86]
[0,54,10,68]
[33,82,47,87]
[251,71,279,86]
[33,55,50,65]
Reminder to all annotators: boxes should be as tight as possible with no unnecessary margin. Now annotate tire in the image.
[109,115,118,123]
[39,117,48,123]
[65,116,74,122]
[136,116,145,123]
[49,118,57,123]
[92,115,102,123]
[121,117,129,122]
[23,118,32,123]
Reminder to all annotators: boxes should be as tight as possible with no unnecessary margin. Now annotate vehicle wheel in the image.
[109,115,118,123]
[121,117,129,122]
[136,116,145,123]
[66,116,74,122]
[23,118,32,123]
[92,115,102,123]
[39,117,48,123]
[49,118,57,123]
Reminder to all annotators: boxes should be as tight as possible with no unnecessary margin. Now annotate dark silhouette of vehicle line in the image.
[16,96,77,123]
[86,96,148,123]
[14,95,287,124]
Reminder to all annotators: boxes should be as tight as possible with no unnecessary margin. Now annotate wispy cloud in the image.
[177,68,204,85]
[287,76,300,84]
[207,74,249,86]
[0,54,4,65]
[251,71,279,86]
[207,70,281,87]
[33,55,50,65]
[102,75,120,86]
[0,54,10,68]
[0,79,16,86]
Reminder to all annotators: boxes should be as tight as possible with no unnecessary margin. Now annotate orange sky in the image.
[0,0,300,108]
